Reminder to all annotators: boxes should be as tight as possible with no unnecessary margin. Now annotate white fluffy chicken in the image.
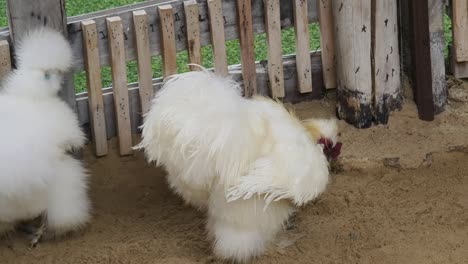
[0,27,90,246]
[136,69,341,262]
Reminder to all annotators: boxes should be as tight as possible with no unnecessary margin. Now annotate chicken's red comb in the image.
[330,142,342,160]
[318,138,343,161]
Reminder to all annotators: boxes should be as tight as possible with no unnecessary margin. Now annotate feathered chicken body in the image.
[137,69,340,262]
[0,27,90,241]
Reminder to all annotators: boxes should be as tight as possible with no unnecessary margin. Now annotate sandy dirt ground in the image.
[1,81,467,264]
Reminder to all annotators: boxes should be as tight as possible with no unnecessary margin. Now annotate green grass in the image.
[73,25,321,93]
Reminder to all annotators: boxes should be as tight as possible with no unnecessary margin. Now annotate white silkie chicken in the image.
[0,27,90,246]
[136,68,341,262]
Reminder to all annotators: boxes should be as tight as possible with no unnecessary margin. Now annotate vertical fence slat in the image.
[452,0,468,62]
[264,0,284,98]
[0,40,11,81]
[293,0,313,93]
[6,0,76,110]
[184,0,202,70]
[82,20,108,157]
[237,0,257,97]
[207,0,228,76]
[106,16,133,156]
[158,5,177,78]
[317,0,337,89]
[132,10,154,115]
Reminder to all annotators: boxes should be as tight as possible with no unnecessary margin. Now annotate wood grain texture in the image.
[264,0,284,98]
[106,16,133,155]
[317,0,337,89]
[452,0,468,62]
[184,0,202,70]
[333,0,373,128]
[132,10,154,115]
[158,5,177,78]
[237,0,257,97]
[293,0,313,93]
[427,0,446,114]
[0,40,11,81]
[207,0,228,76]
[6,0,67,42]
[6,0,76,110]
[82,20,108,156]
[372,0,401,125]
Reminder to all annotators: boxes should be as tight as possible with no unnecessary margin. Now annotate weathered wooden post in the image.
[6,0,76,111]
[426,0,446,114]
[332,0,403,128]
[332,1,373,128]
[372,0,402,124]
[399,0,446,120]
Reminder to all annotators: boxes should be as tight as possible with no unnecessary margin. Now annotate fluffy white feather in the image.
[136,69,336,262]
[0,27,90,239]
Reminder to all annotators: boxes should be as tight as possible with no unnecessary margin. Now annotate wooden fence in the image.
[0,0,449,157]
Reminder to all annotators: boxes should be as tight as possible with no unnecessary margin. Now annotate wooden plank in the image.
[333,0,373,128]
[132,10,154,115]
[183,0,202,70]
[451,46,468,78]
[6,0,76,110]
[0,40,11,81]
[372,0,402,125]
[293,0,313,93]
[237,0,257,97]
[6,0,67,42]
[427,0,446,114]
[81,20,108,157]
[158,5,177,78]
[408,0,434,121]
[207,0,228,76]
[264,0,284,98]
[106,16,133,155]
[449,0,468,78]
[4,0,320,72]
[452,0,468,62]
[75,52,326,137]
[317,0,337,89]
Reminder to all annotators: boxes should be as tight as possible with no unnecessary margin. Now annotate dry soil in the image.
[1,83,467,264]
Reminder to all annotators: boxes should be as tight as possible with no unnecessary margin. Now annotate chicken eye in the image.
[44,71,51,80]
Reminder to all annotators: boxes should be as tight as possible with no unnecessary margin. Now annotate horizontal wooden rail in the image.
[75,52,324,139]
